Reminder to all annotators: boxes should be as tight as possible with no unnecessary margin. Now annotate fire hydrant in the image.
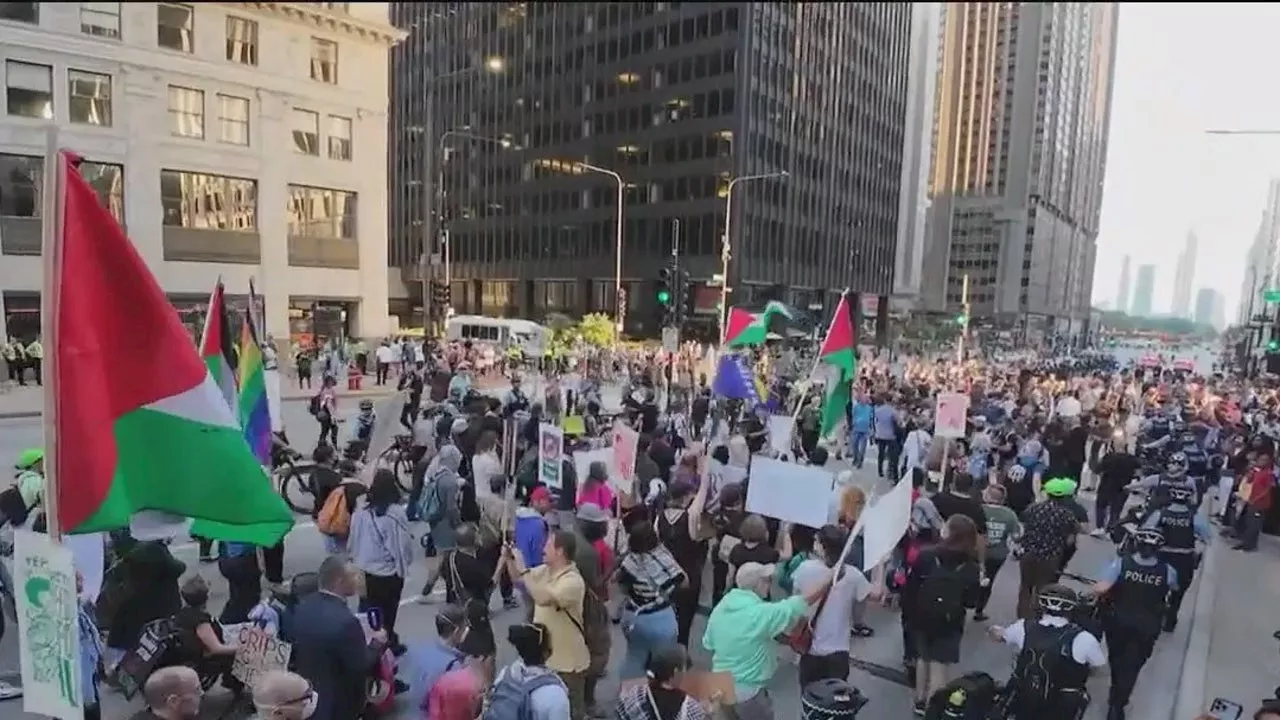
[347,363,362,391]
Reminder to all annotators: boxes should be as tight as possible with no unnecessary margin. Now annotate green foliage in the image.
[1095,310,1217,337]
[577,313,616,348]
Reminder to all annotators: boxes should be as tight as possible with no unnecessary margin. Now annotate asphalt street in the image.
[0,390,1199,719]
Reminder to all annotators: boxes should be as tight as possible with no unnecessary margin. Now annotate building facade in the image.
[1131,263,1155,318]
[892,3,942,304]
[387,2,911,335]
[1238,178,1280,325]
[1171,231,1196,319]
[0,2,403,344]
[923,2,1117,341]
[1193,287,1223,330]
[1115,253,1130,314]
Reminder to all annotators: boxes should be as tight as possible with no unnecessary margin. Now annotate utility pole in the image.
[956,273,970,363]
[665,219,681,414]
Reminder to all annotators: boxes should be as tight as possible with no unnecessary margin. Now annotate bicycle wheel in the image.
[376,448,413,493]
[278,465,315,515]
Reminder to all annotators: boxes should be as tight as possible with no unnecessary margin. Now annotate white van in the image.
[445,315,549,355]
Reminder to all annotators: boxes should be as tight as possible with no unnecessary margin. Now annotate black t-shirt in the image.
[728,541,780,568]
[931,491,989,535]
[1096,452,1141,494]
[174,606,220,660]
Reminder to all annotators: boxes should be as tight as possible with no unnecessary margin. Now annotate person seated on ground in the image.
[173,575,241,692]
[251,669,317,720]
[127,666,203,720]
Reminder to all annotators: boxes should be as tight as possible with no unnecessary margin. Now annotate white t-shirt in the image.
[998,616,1107,667]
[791,558,872,657]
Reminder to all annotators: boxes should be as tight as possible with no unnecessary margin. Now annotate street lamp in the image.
[717,170,789,341]
[484,56,506,73]
[574,162,626,334]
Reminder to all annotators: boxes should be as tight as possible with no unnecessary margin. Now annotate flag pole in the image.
[39,127,64,542]
[788,288,851,422]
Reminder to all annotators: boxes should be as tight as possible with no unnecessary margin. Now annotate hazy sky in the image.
[1094,3,1280,319]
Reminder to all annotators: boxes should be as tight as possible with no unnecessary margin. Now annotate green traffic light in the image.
[1269,340,1279,352]
[657,289,671,304]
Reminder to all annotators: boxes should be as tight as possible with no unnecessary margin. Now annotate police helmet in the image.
[1132,527,1165,551]
[359,398,374,411]
[1165,452,1188,477]
[1037,583,1080,616]
[1180,432,1197,446]
[1007,465,1027,483]
[1165,485,1195,504]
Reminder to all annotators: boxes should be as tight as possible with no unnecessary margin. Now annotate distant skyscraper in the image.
[922,2,1118,327]
[1172,232,1198,319]
[1194,287,1224,329]
[1116,255,1132,314]
[1132,264,1156,318]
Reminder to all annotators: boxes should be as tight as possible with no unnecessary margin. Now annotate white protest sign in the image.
[766,415,795,455]
[573,448,627,495]
[743,457,833,528]
[265,367,284,433]
[231,625,292,687]
[14,530,82,719]
[539,423,565,490]
[611,423,639,493]
[362,390,410,482]
[861,476,913,572]
[934,392,970,439]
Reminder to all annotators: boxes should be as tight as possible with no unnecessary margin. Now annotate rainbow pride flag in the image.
[237,281,271,465]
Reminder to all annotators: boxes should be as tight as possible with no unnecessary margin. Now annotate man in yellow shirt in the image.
[506,529,589,719]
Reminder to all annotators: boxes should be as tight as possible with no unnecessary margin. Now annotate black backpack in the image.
[308,393,322,416]
[0,485,29,528]
[924,672,1000,720]
[1010,623,1082,711]
[915,555,968,630]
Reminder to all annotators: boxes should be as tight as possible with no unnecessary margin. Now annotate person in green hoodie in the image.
[702,561,831,719]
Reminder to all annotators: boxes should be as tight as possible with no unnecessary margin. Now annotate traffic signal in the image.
[956,312,969,327]
[656,267,675,325]
[682,274,697,321]
[430,281,451,310]
[1269,339,1279,352]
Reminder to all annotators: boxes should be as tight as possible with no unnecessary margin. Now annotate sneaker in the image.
[973,611,988,622]
[503,597,520,610]
[913,700,927,716]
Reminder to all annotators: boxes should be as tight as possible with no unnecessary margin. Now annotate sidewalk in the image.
[1174,530,1280,719]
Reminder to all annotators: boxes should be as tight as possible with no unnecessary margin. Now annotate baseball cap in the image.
[735,562,776,589]
[529,486,552,503]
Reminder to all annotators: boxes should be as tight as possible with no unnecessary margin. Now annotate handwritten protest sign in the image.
[231,625,291,686]
[538,423,565,490]
[611,423,638,493]
[934,392,970,438]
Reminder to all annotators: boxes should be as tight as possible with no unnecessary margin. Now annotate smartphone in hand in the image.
[1208,697,1244,720]
[366,607,383,632]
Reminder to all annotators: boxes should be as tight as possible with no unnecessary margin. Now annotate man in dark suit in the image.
[290,556,387,720]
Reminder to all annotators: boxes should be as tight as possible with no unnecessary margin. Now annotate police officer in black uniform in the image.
[1139,484,1209,631]
[1093,527,1175,720]
[1179,431,1211,498]
[990,584,1105,720]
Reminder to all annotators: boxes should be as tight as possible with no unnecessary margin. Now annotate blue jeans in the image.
[851,431,870,466]
[621,605,678,679]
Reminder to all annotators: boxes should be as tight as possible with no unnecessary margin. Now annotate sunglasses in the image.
[281,685,316,706]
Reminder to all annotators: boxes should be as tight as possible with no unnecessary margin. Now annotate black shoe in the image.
[1106,704,1125,720]
[973,611,988,622]
[913,700,927,716]
[1162,619,1177,633]
[1235,543,1257,552]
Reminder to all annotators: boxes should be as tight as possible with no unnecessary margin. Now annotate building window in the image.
[78,160,125,223]
[5,61,52,120]
[0,2,37,24]
[80,2,120,38]
[327,115,351,161]
[225,16,258,66]
[167,85,204,138]
[0,154,41,217]
[216,94,249,146]
[287,184,356,239]
[160,170,258,231]
[291,109,319,155]
[157,3,194,53]
[314,2,349,12]
[68,70,112,126]
[309,38,338,84]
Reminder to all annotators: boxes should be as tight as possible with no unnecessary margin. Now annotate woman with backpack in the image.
[616,523,686,681]
[902,514,982,716]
